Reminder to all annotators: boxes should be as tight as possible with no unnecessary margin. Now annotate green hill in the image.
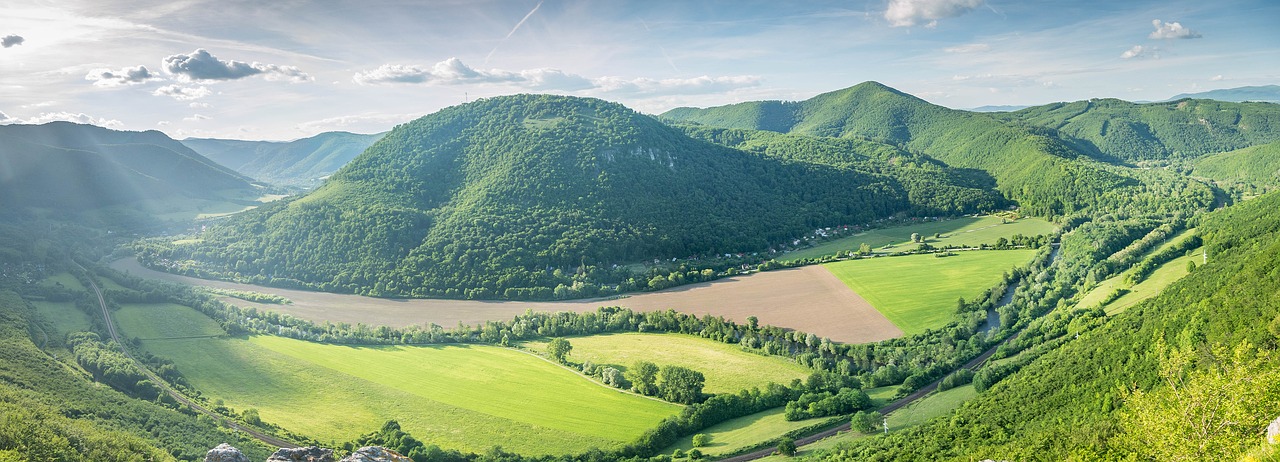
[183,131,385,188]
[662,81,1133,216]
[818,189,1280,461]
[1193,140,1280,184]
[149,94,1003,299]
[0,122,256,210]
[1001,98,1280,162]
[1168,85,1280,103]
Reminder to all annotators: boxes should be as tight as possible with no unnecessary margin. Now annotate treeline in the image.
[67,332,164,401]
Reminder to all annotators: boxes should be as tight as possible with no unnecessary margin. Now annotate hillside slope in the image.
[1168,85,1280,103]
[1193,140,1280,185]
[152,94,1003,299]
[820,190,1280,461]
[663,82,1133,216]
[0,122,255,210]
[183,131,385,187]
[1001,98,1280,161]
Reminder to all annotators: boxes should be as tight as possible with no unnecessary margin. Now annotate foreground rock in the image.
[339,446,412,462]
[205,443,251,462]
[268,446,335,462]
[1268,415,1280,445]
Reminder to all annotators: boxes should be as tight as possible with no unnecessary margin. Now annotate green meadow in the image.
[824,250,1037,335]
[782,216,1056,262]
[39,272,86,292]
[665,407,835,457]
[31,300,93,336]
[524,333,811,394]
[117,305,680,455]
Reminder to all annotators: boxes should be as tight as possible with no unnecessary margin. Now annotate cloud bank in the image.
[1149,20,1201,39]
[162,49,311,82]
[153,84,212,101]
[353,58,759,96]
[885,0,983,27]
[1,35,23,48]
[1121,45,1154,59]
[0,111,123,128]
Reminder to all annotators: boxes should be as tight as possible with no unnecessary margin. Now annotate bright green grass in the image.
[31,301,92,335]
[782,216,1056,262]
[1075,228,1199,314]
[96,276,129,291]
[665,407,834,456]
[864,385,899,409]
[1104,250,1200,315]
[823,250,1037,335]
[756,385,979,461]
[133,321,680,454]
[524,333,810,394]
[39,272,86,292]
[115,303,226,339]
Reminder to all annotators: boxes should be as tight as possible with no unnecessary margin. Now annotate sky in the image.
[1,0,1277,140]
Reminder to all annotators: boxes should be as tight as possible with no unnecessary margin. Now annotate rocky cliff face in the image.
[205,445,409,462]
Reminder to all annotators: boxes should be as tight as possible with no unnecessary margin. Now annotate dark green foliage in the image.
[627,361,660,396]
[851,411,883,434]
[546,338,572,363]
[155,93,1003,299]
[67,331,161,400]
[936,369,973,391]
[1193,140,1280,185]
[0,122,254,210]
[816,189,1280,461]
[1002,98,1280,162]
[658,365,705,405]
[777,437,797,456]
[183,131,385,188]
[782,388,870,421]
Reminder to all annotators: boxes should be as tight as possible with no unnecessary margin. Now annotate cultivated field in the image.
[1077,229,1202,315]
[112,258,902,343]
[116,304,680,455]
[665,407,835,457]
[782,216,1056,262]
[524,333,812,394]
[824,250,1037,335]
[31,300,92,335]
[39,272,86,292]
[114,303,226,339]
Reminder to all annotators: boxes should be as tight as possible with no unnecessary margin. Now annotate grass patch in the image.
[1103,250,1200,315]
[114,303,226,339]
[524,333,810,394]
[39,272,85,292]
[665,407,833,457]
[824,250,1036,335]
[864,385,899,409]
[126,304,680,455]
[783,216,1055,262]
[31,301,92,335]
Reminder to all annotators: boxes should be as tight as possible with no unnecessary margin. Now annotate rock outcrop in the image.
[338,446,413,462]
[204,443,251,462]
[1268,415,1280,445]
[267,446,335,462]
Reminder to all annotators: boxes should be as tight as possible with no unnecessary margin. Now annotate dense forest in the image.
[142,94,1006,299]
[183,131,385,188]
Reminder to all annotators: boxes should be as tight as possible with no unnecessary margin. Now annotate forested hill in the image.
[152,94,1002,299]
[0,122,255,210]
[999,98,1280,162]
[183,131,385,188]
[662,81,1132,216]
[1192,140,1280,184]
[822,189,1280,461]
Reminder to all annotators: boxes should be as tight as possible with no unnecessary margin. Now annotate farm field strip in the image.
[823,250,1037,335]
[112,258,901,344]
[39,272,86,291]
[665,407,834,457]
[1102,250,1201,315]
[782,216,1056,262]
[523,333,811,395]
[115,303,226,339]
[31,300,93,335]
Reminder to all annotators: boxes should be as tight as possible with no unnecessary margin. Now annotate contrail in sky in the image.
[486,0,544,64]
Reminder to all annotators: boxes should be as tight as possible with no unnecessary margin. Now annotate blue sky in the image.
[1,0,1277,140]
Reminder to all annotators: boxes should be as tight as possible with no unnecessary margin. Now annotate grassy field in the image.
[782,216,1056,262]
[664,407,835,457]
[523,333,811,394]
[114,303,226,339]
[39,272,86,292]
[756,385,979,461]
[118,305,679,455]
[1075,229,1201,315]
[31,301,93,335]
[824,250,1037,335]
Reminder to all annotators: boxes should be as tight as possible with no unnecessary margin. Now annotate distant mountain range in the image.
[182,131,385,188]
[0,122,256,211]
[1167,85,1280,103]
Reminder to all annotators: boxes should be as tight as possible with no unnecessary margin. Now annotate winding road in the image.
[78,264,298,450]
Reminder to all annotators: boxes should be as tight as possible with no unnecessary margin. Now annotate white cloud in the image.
[20,101,57,109]
[353,58,759,96]
[1121,45,1154,59]
[885,0,983,27]
[153,84,212,101]
[295,112,421,134]
[944,43,989,53]
[189,101,210,108]
[85,65,159,87]
[0,111,123,128]
[162,48,312,82]
[157,120,170,127]
[183,114,209,122]
[1149,20,1201,39]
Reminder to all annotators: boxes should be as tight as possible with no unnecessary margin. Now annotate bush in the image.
[691,433,710,448]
